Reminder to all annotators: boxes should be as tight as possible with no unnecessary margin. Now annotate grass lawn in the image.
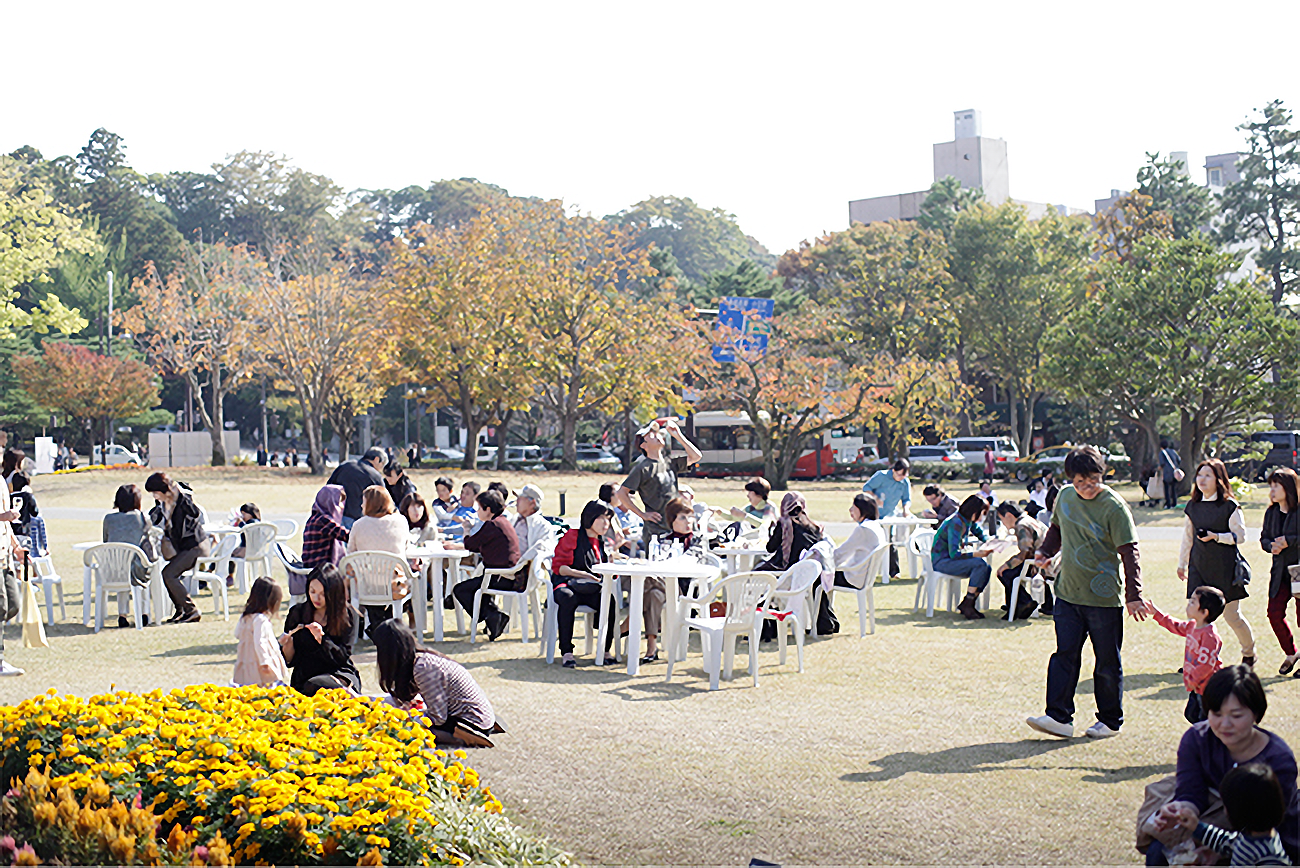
[4,466,1298,865]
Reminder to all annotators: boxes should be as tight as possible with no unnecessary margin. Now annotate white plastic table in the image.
[407,545,470,641]
[591,558,719,676]
[73,541,170,627]
[713,545,770,577]
[879,516,937,582]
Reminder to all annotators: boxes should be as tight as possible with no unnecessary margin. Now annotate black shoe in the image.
[117,615,129,629]
[599,653,621,665]
[142,615,150,627]
[1243,656,1257,669]
[639,651,659,665]
[957,597,983,620]
[177,609,201,624]
[443,595,456,611]
[561,658,576,669]
[486,612,509,641]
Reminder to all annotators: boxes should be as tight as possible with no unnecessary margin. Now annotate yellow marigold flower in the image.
[32,800,58,827]
[206,832,231,867]
[357,846,384,866]
[14,847,40,867]
[109,834,136,863]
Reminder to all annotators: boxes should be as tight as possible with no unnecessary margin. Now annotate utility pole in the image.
[106,270,114,450]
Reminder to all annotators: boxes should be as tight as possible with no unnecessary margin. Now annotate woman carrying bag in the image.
[1179,459,1254,667]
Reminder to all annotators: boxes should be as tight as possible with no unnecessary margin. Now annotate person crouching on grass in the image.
[1146,586,1225,724]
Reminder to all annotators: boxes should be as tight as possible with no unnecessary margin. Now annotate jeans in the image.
[932,555,992,591]
[1268,590,1300,656]
[1045,598,1124,730]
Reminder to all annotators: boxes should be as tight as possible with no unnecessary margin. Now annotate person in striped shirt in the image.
[1169,762,1291,865]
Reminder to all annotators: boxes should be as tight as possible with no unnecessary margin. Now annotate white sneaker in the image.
[0,661,24,677]
[1026,714,1073,738]
[1085,721,1120,739]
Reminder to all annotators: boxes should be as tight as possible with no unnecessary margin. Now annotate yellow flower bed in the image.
[0,686,563,866]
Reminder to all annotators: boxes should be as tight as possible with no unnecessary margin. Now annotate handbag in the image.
[20,558,48,649]
[1288,563,1300,597]
[1145,471,1164,501]
[1135,773,1228,862]
[1233,550,1251,587]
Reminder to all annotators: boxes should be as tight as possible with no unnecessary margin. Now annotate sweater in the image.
[346,513,409,556]
[1152,611,1223,693]
[232,612,290,686]
[463,516,520,569]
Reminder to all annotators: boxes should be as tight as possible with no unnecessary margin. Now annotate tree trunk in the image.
[560,411,578,470]
[1007,381,1019,454]
[1021,391,1040,457]
[494,408,514,471]
[299,393,325,475]
[623,407,635,473]
[1179,410,1196,498]
[210,364,226,466]
[461,416,483,470]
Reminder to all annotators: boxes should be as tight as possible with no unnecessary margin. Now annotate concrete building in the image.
[1204,152,1246,190]
[848,109,1086,226]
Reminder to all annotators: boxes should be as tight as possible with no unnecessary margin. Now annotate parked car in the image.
[904,445,965,463]
[936,437,1020,465]
[1221,430,1300,481]
[422,448,464,464]
[546,446,622,470]
[92,444,144,465]
[1012,445,1128,480]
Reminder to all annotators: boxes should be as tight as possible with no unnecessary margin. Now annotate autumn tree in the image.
[254,246,397,474]
[385,201,538,471]
[14,342,158,454]
[693,304,882,489]
[124,242,262,465]
[518,204,680,469]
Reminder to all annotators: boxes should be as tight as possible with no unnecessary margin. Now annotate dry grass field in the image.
[3,466,1296,865]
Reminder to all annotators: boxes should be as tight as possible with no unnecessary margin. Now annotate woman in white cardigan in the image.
[347,485,414,637]
[817,494,888,632]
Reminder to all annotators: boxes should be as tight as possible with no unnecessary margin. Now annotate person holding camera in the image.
[1179,458,1254,668]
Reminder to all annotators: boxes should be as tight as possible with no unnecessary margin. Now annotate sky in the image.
[4,0,1298,255]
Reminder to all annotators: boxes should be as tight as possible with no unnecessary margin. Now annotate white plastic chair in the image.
[183,534,239,619]
[761,560,822,673]
[339,551,414,641]
[814,544,888,637]
[1004,558,1054,621]
[31,556,66,624]
[468,555,544,644]
[228,522,279,594]
[85,543,153,633]
[275,545,313,606]
[910,530,965,618]
[271,518,299,542]
[541,555,626,664]
[666,571,776,690]
[666,553,723,663]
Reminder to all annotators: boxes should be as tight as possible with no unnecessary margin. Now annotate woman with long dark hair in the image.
[551,500,619,668]
[278,564,360,696]
[372,619,500,747]
[1261,467,1300,676]
[144,471,205,624]
[1179,458,1254,666]
[760,492,824,573]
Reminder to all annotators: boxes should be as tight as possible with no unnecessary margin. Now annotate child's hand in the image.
[1170,805,1198,831]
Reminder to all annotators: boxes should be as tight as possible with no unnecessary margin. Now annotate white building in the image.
[848,109,1088,226]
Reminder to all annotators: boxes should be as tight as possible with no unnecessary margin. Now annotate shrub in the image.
[0,686,568,866]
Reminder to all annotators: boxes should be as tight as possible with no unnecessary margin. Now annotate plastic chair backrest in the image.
[909,529,935,556]
[32,556,58,580]
[209,533,242,562]
[709,572,776,628]
[775,560,821,595]
[86,543,148,589]
[272,519,298,539]
[339,551,411,600]
[241,522,279,559]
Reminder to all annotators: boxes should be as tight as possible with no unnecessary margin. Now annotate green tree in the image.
[1218,100,1300,308]
[612,195,757,284]
[360,178,512,244]
[916,176,984,243]
[1136,152,1214,240]
[691,259,801,314]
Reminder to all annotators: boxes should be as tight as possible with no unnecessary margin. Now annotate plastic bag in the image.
[22,577,48,649]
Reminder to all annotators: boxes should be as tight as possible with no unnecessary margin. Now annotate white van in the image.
[936,436,1019,466]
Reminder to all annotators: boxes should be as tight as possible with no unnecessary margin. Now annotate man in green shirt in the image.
[1027,446,1147,740]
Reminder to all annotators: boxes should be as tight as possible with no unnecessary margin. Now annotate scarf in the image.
[312,484,348,563]
[778,492,808,566]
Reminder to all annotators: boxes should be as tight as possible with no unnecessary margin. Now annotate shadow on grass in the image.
[842,740,1174,783]
[151,643,238,658]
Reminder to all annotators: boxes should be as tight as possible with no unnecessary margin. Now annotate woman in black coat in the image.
[279,564,361,696]
[1262,468,1300,677]
[144,472,206,623]
[759,492,824,572]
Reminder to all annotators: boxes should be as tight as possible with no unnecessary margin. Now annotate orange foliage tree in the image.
[14,342,159,456]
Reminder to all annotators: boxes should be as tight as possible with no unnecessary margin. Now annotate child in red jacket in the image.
[1145,585,1226,724]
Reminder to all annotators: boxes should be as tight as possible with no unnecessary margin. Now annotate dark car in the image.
[1221,430,1300,481]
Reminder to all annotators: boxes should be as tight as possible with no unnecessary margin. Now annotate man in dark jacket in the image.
[327,448,386,528]
[1158,441,1183,510]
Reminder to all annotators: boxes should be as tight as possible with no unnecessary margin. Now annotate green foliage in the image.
[916,176,984,243]
[1217,100,1300,306]
[612,195,757,284]
[1136,152,1214,240]
[693,259,801,314]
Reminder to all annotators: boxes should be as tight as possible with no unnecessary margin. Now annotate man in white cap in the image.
[512,483,552,589]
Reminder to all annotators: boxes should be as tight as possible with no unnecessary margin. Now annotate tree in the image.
[0,155,96,336]
[1218,100,1300,308]
[123,242,263,465]
[1044,236,1300,470]
[520,204,679,468]
[694,304,882,489]
[691,259,802,314]
[950,202,1092,456]
[612,196,757,284]
[1092,191,1174,265]
[359,178,512,245]
[1136,152,1214,240]
[916,176,984,242]
[254,247,397,474]
[13,342,158,454]
[385,202,538,471]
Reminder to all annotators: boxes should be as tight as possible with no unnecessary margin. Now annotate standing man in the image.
[1159,440,1183,510]
[1027,446,1146,739]
[327,447,386,529]
[256,444,267,467]
[983,447,996,481]
[862,459,912,580]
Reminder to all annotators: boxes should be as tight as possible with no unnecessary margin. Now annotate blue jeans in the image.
[341,515,356,530]
[932,555,992,591]
[1045,597,1124,730]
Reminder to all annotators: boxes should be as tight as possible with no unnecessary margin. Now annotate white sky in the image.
[4,0,1298,255]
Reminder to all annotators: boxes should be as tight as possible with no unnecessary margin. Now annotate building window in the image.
[1209,168,1222,186]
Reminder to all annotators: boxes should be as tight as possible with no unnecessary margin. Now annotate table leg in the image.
[430,559,445,642]
[413,561,428,637]
[627,575,644,677]
[595,574,614,666]
[82,565,93,626]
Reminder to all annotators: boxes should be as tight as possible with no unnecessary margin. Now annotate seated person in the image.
[819,494,887,632]
[931,495,997,620]
[551,500,620,668]
[676,483,716,535]
[346,486,414,636]
[729,477,776,528]
[225,502,261,589]
[449,490,520,641]
[655,497,708,592]
[1029,479,1049,510]
[8,473,38,538]
[758,492,824,573]
[279,564,361,696]
[401,492,440,545]
[233,578,290,687]
[373,619,503,747]
[430,477,460,526]
[920,484,959,521]
[993,502,1050,619]
[453,481,482,535]
[102,483,156,628]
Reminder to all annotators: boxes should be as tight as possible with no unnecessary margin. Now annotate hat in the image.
[515,483,543,504]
